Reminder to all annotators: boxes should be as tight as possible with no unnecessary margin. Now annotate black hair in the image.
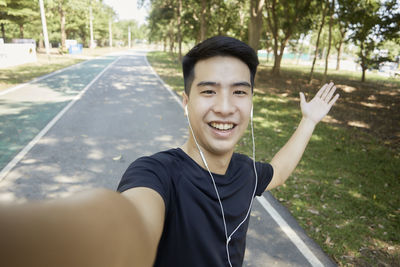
[182,36,259,95]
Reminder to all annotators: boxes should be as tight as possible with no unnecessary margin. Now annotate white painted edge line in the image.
[143,51,324,266]
[0,56,121,183]
[0,54,119,96]
[0,60,88,96]
[257,195,324,267]
[143,52,183,107]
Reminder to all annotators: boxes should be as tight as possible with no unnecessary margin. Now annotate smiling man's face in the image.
[183,56,253,156]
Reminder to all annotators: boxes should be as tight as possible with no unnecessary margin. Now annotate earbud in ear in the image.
[185,105,188,116]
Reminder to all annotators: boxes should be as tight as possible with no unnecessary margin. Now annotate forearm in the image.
[269,117,316,189]
[0,189,154,267]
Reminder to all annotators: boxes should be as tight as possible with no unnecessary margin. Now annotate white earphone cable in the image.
[185,105,257,267]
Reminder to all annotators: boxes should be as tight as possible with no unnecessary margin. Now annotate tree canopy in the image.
[1,0,399,81]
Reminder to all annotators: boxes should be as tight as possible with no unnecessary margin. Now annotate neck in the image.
[181,141,233,175]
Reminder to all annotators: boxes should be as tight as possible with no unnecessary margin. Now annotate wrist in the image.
[300,117,317,131]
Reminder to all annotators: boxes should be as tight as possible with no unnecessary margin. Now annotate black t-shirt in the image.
[117,148,273,267]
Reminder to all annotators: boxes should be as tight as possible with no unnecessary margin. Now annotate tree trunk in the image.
[199,0,207,41]
[39,32,44,49]
[273,53,283,74]
[267,0,281,75]
[169,29,174,53]
[163,37,166,52]
[248,0,265,51]
[271,34,279,74]
[177,0,182,61]
[272,38,289,75]
[308,2,328,84]
[335,26,346,71]
[19,24,24,38]
[59,2,66,51]
[360,44,366,82]
[296,34,306,65]
[322,0,334,84]
[336,39,342,70]
[361,68,366,82]
[239,8,246,40]
[1,23,5,40]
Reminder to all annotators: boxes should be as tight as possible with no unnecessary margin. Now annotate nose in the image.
[213,91,235,116]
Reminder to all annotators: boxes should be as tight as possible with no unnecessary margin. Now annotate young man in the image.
[117,36,338,266]
[0,36,338,267]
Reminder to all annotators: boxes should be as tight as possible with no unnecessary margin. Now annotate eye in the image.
[201,90,216,95]
[233,90,248,95]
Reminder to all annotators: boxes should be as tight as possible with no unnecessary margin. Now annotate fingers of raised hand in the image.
[316,83,328,98]
[324,83,337,101]
[328,93,340,107]
[317,82,339,104]
[299,92,306,103]
[320,82,335,101]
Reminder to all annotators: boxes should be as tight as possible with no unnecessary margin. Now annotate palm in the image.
[300,83,339,124]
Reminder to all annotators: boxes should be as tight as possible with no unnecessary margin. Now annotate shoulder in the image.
[232,152,274,195]
[126,148,182,173]
[117,148,183,199]
[232,152,273,171]
[232,152,252,164]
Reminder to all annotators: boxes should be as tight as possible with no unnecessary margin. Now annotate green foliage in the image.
[113,20,147,46]
[264,0,314,74]
[147,0,248,49]
[0,0,38,39]
[340,0,400,81]
[1,0,119,48]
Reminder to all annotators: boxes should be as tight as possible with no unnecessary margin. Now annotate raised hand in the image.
[299,82,339,125]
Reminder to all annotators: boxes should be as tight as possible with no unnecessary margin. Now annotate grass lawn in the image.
[147,51,400,266]
[0,46,128,91]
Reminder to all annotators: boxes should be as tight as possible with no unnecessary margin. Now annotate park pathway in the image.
[0,50,336,266]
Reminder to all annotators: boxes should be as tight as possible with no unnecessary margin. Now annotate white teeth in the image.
[210,122,234,130]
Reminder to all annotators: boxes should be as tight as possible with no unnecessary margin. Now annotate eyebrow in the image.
[232,81,251,88]
[196,81,251,88]
[196,81,218,87]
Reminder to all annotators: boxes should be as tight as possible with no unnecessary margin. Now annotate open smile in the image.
[208,122,237,131]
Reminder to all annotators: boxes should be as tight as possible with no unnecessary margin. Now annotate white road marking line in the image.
[144,51,325,267]
[143,53,183,107]
[0,56,121,182]
[0,60,87,96]
[257,195,324,267]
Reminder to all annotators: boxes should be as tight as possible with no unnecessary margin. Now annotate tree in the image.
[265,0,313,75]
[199,0,207,42]
[322,0,335,84]
[177,0,182,60]
[333,0,349,70]
[147,0,172,49]
[344,0,400,82]
[0,0,8,40]
[308,0,329,83]
[248,0,265,51]
[0,0,37,39]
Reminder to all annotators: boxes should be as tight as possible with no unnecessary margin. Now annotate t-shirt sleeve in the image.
[255,161,274,196]
[117,156,171,210]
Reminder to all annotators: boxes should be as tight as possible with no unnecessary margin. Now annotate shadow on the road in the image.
[0,54,187,203]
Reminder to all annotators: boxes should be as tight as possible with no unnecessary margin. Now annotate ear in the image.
[182,92,189,115]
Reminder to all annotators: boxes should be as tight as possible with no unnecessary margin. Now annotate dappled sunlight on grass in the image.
[347,120,371,129]
[339,84,358,93]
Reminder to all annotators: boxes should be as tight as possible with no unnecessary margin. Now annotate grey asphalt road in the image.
[0,50,336,266]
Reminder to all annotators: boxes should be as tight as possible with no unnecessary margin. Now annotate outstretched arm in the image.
[267,82,339,190]
[0,188,164,267]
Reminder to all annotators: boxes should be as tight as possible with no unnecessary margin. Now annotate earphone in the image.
[184,104,258,267]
